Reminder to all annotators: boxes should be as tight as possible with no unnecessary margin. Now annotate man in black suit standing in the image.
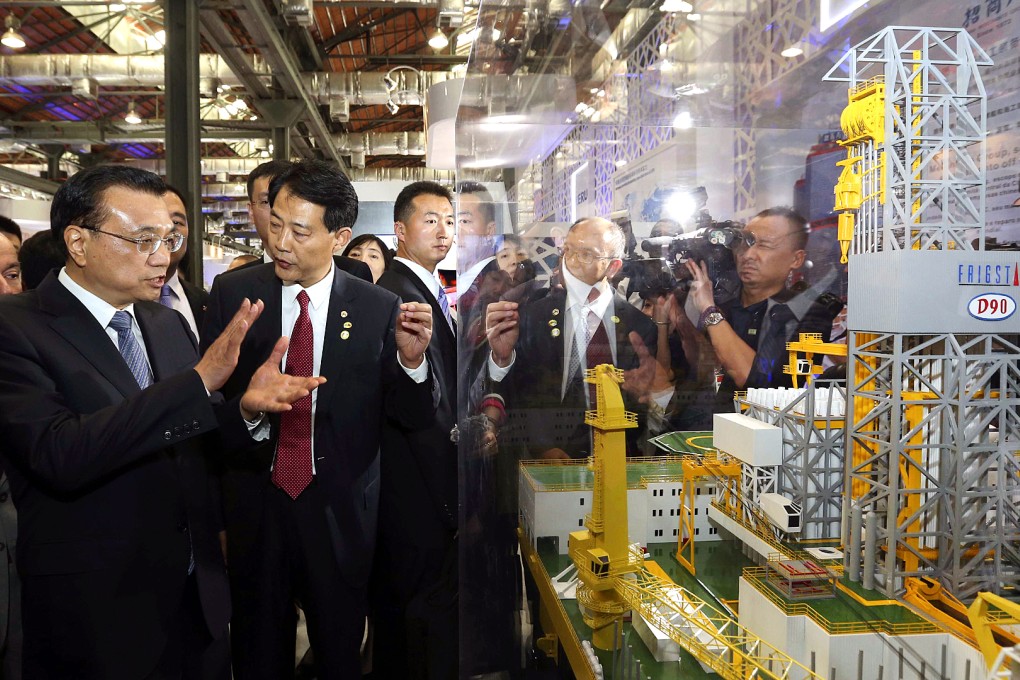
[485,216,657,459]
[373,181,457,679]
[235,159,372,283]
[162,184,209,338]
[0,165,323,679]
[202,161,436,680]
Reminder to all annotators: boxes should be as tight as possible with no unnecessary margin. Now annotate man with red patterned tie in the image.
[484,216,658,459]
[202,161,436,680]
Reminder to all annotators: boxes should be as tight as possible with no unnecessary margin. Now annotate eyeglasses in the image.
[560,247,615,266]
[80,225,185,255]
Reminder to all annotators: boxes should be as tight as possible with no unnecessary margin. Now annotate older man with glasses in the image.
[484,216,657,460]
[0,164,324,680]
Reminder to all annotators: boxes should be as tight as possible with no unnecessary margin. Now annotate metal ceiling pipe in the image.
[333,132,426,156]
[302,71,450,107]
[0,54,260,87]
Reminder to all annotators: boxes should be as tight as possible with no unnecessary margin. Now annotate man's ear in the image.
[333,227,352,251]
[64,226,88,268]
[605,258,624,281]
[791,249,806,270]
[393,221,406,244]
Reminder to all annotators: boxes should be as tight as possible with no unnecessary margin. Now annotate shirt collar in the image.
[166,271,184,300]
[58,267,137,329]
[281,262,334,312]
[394,256,442,297]
[562,264,612,317]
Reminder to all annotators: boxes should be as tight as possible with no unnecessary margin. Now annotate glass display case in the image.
[452,1,1020,678]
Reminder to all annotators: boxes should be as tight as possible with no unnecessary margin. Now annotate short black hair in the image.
[456,181,495,224]
[268,160,358,234]
[162,183,189,222]
[394,181,452,224]
[50,164,166,253]
[247,159,294,202]
[18,230,65,290]
[342,233,394,271]
[0,216,22,244]
[754,206,808,250]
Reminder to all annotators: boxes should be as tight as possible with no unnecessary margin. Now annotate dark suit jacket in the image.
[202,263,436,588]
[228,254,372,284]
[180,275,210,332]
[495,288,657,458]
[0,273,245,679]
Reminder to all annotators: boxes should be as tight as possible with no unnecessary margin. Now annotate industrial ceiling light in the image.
[124,102,142,125]
[1,15,26,50]
[660,0,694,12]
[428,28,449,50]
[671,107,693,129]
[781,44,804,58]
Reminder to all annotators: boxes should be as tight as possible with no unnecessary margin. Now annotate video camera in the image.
[621,220,744,306]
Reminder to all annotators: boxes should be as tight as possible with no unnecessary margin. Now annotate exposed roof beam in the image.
[0,120,269,144]
[0,164,60,194]
[234,0,345,166]
[321,10,408,52]
[327,54,468,64]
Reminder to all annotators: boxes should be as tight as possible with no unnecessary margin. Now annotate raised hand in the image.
[396,301,432,369]
[485,301,519,368]
[240,336,326,418]
[684,259,716,315]
[195,298,264,392]
[621,331,655,401]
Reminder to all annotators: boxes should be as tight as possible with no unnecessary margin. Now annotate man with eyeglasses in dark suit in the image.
[484,216,658,460]
[0,165,322,680]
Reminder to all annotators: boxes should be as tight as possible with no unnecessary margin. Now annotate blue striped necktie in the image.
[159,284,174,308]
[437,286,455,333]
[108,310,153,389]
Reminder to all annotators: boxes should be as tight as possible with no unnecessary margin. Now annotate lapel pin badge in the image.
[551,328,561,337]
[341,310,349,318]
[343,321,353,329]
[611,315,621,324]
[340,330,351,340]
[552,308,560,316]
[548,319,558,327]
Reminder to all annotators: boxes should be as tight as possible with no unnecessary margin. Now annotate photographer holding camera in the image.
[685,207,840,402]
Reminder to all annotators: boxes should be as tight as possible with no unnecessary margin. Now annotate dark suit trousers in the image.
[234,479,366,680]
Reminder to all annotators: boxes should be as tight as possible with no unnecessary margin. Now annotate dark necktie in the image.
[108,310,153,389]
[159,284,174,309]
[754,303,795,385]
[273,290,314,499]
[437,285,455,333]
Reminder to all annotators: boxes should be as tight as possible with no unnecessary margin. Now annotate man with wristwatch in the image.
[685,207,841,405]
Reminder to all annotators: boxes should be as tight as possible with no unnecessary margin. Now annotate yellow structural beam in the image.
[968,591,1020,669]
[784,332,849,388]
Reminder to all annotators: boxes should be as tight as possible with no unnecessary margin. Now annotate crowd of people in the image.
[0,158,844,680]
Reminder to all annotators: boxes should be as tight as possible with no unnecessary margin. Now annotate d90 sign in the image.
[967,293,1016,321]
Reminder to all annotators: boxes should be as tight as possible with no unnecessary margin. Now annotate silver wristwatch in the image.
[703,311,724,327]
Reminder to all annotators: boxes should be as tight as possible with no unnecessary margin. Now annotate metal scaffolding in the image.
[825,27,1020,601]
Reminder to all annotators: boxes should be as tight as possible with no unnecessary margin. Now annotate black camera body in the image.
[627,221,744,305]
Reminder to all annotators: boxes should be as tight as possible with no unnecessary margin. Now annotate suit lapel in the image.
[38,274,143,399]
[390,260,455,349]
[314,270,357,415]
[135,303,195,381]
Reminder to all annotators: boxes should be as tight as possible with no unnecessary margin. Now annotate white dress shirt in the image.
[165,271,200,341]
[58,268,149,357]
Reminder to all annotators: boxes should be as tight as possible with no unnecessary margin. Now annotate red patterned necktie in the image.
[272,290,314,499]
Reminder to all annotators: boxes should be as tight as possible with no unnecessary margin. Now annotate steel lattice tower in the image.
[825,27,1020,601]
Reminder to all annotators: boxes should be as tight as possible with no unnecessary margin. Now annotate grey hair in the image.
[567,216,626,259]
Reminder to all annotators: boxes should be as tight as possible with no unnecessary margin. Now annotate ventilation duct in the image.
[333,132,426,157]
[0,54,258,87]
[302,71,451,107]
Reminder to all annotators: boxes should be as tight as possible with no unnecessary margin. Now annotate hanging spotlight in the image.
[671,108,693,130]
[1,15,26,50]
[385,99,400,115]
[124,102,142,125]
[428,28,449,50]
[781,44,804,58]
